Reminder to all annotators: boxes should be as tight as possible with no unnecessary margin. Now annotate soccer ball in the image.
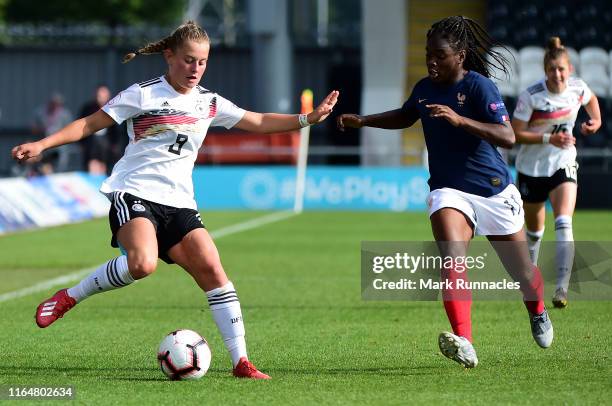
[157,329,212,380]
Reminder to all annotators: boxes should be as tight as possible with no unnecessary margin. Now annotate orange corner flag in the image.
[300,89,313,114]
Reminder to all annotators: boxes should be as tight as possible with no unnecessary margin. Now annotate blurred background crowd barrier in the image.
[1,0,611,217]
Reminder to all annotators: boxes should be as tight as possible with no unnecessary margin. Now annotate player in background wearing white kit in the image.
[512,37,601,308]
[12,21,339,379]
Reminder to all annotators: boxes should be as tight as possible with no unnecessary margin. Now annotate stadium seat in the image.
[580,47,608,75]
[542,26,574,49]
[518,46,545,90]
[577,96,608,148]
[519,69,545,93]
[487,1,512,44]
[519,46,545,68]
[489,25,512,45]
[487,3,510,24]
[583,26,606,48]
[566,47,580,76]
[606,116,612,148]
[488,46,519,97]
[542,3,570,24]
[575,3,599,26]
[513,26,541,48]
[604,8,612,47]
[581,131,608,148]
[581,66,609,99]
[512,3,547,47]
[515,3,539,21]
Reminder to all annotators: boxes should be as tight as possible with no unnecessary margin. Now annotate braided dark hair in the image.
[427,16,511,79]
[122,20,209,64]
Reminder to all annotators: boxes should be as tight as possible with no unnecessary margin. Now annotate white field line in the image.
[0,210,297,303]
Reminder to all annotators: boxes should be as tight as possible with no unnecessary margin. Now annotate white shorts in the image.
[426,184,525,236]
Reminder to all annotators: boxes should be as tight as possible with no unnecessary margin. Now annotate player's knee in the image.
[206,260,225,275]
[128,257,158,279]
[199,260,226,281]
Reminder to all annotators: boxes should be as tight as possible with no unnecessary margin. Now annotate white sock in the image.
[67,256,134,302]
[555,215,574,291]
[206,281,247,367]
[526,228,545,265]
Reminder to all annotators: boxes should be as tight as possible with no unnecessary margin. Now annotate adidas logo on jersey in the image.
[161,101,170,107]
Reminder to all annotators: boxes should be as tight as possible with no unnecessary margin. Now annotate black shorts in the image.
[108,192,205,264]
[516,163,578,203]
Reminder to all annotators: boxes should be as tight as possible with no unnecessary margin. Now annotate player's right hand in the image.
[11,142,44,162]
[550,131,575,149]
[337,114,364,131]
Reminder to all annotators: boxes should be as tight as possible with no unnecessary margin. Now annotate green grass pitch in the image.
[0,211,610,405]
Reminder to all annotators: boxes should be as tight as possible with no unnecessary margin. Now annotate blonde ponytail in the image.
[121,21,209,64]
[544,36,569,66]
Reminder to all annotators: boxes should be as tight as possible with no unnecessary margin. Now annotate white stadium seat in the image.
[519,46,545,68]
[565,47,579,76]
[519,67,545,93]
[581,65,610,97]
[518,46,545,91]
[580,47,608,75]
[488,45,519,97]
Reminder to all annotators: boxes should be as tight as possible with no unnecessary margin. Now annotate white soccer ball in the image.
[157,329,212,380]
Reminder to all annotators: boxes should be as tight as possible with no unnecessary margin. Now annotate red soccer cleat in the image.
[232,357,271,379]
[35,289,77,328]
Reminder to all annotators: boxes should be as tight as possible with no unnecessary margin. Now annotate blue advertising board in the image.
[193,166,431,211]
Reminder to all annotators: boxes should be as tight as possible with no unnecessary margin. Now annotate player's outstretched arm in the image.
[580,94,601,135]
[336,109,416,131]
[235,90,339,133]
[12,110,115,163]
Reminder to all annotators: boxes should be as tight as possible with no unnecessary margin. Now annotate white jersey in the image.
[101,76,245,209]
[513,78,592,177]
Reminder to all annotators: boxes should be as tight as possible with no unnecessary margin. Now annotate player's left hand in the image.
[580,118,601,135]
[307,90,340,124]
[12,141,45,163]
[426,104,463,127]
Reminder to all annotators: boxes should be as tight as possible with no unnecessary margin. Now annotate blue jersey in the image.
[402,71,512,197]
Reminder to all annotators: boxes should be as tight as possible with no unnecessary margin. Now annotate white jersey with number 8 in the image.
[101,75,245,209]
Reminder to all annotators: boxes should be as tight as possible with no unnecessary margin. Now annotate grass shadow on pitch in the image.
[101,303,440,311]
[265,365,447,377]
[0,364,452,380]
[0,365,167,381]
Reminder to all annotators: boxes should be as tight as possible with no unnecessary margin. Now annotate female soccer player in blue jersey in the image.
[337,16,552,368]
[12,21,339,379]
[512,37,601,309]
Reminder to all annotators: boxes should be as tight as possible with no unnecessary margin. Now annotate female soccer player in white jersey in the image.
[512,37,601,309]
[12,21,339,379]
[337,16,553,369]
